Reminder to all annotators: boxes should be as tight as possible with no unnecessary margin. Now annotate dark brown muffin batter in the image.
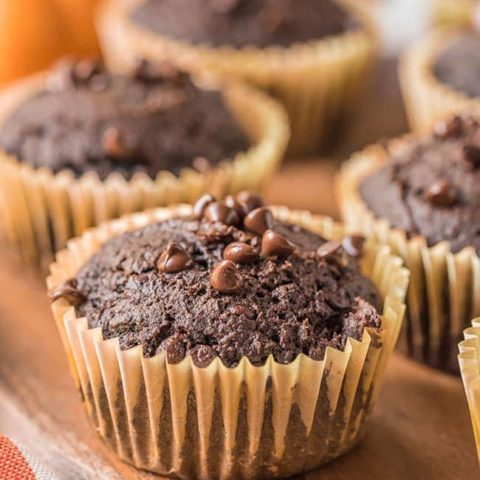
[433,33,480,98]
[131,0,358,49]
[360,116,480,254]
[52,193,381,368]
[0,59,249,180]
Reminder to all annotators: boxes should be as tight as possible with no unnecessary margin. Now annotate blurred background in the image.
[0,0,470,217]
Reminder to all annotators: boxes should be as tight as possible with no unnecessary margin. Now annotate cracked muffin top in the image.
[0,58,249,180]
[130,0,359,49]
[360,116,480,254]
[50,193,381,368]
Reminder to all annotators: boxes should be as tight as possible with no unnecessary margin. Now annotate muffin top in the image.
[0,59,249,180]
[360,116,480,254]
[130,0,358,49]
[50,193,381,368]
[433,32,480,98]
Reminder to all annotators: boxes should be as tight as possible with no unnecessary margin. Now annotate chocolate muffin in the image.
[130,0,358,48]
[0,58,249,180]
[433,32,480,99]
[52,193,381,368]
[360,116,480,255]
[98,0,375,155]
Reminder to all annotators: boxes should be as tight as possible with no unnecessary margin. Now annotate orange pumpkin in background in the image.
[0,0,100,87]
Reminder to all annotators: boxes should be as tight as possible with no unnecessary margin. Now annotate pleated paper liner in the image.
[459,318,480,465]
[400,29,480,134]
[337,142,480,373]
[97,0,377,156]
[0,72,289,271]
[47,206,408,480]
[430,0,475,28]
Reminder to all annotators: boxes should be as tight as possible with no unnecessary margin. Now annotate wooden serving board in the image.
[0,249,477,480]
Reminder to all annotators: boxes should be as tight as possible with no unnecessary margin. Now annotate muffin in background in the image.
[0,58,288,269]
[97,0,377,156]
[47,194,408,479]
[458,318,480,465]
[400,28,480,133]
[430,0,475,28]
[337,115,480,373]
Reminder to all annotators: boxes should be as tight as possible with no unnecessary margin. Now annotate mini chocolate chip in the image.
[463,144,480,169]
[259,6,287,33]
[193,193,216,219]
[225,195,246,219]
[210,260,242,293]
[342,235,365,258]
[46,58,75,91]
[317,240,342,260]
[235,191,264,214]
[193,156,211,173]
[102,127,131,158]
[73,58,101,82]
[223,242,259,264]
[433,116,464,139]
[204,201,241,226]
[261,230,295,257]
[425,179,457,208]
[210,0,241,14]
[157,242,192,273]
[244,207,273,235]
[48,279,85,306]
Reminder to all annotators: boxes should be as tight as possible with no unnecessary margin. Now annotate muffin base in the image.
[400,29,480,133]
[47,206,408,479]
[337,142,480,373]
[97,0,377,156]
[0,73,289,270]
[459,319,480,465]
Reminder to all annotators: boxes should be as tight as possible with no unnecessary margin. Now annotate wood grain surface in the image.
[0,59,478,479]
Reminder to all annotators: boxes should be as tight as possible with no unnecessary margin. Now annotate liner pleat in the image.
[0,74,289,270]
[337,144,480,373]
[430,0,475,28]
[400,29,480,133]
[97,0,377,156]
[47,206,408,479]
[459,319,480,465]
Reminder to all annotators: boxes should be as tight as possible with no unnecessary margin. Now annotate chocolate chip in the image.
[259,6,287,33]
[210,0,242,14]
[46,58,75,92]
[463,144,480,169]
[157,242,192,273]
[192,156,211,173]
[102,127,131,158]
[235,191,264,214]
[433,116,464,139]
[210,260,242,293]
[317,240,342,260]
[261,230,295,257]
[425,179,457,208]
[223,242,259,264]
[244,207,273,235]
[73,58,101,82]
[342,235,365,258]
[193,194,216,219]
[48,279,85,306]
[204,201,241,226]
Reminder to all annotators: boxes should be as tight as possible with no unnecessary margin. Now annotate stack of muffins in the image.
[0,0,477,477]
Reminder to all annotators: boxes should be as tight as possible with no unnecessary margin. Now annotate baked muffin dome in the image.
[0,58,249,180]
[433,32,480,98]
[53,193,381,367]
[130,0,358,49]
[360,115,480,254]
